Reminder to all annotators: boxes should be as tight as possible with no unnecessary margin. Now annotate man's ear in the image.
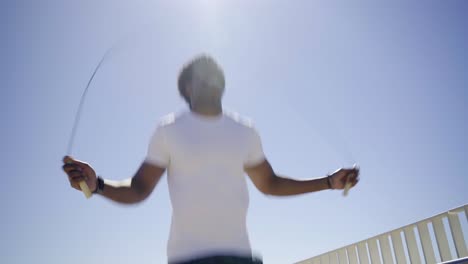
[185,84,192,98]
[180,84,192,104]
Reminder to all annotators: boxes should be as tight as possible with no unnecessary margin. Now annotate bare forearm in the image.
[97,178,146,204]
[267,174,331,196]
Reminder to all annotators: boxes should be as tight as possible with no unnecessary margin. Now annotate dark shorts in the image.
[171,255,263,264]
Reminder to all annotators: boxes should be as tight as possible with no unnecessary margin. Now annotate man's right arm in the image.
[97,162,166,204]
[63,156,166,204]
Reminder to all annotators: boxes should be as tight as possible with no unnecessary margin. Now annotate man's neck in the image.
[191,101,223,117]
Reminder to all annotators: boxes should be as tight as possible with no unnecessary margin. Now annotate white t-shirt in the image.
[145,110,265,263]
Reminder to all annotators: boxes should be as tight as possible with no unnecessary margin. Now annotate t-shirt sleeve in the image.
[145,125,170,168]
[244,127,266,168]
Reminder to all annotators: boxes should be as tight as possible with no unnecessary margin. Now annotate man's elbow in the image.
[258,175,279,195]
[131,178,151,202]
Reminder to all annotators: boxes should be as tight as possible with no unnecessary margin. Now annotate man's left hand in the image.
[329,167,360,190]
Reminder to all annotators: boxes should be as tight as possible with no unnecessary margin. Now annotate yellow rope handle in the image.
[343,181,352,196]
[79,181,92,199]
[343,164,357,197]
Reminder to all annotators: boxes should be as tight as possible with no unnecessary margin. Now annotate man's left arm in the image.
[245,160,359,196]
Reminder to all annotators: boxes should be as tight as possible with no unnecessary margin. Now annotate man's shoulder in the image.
[224,111,256,129]
[157,112,180,127]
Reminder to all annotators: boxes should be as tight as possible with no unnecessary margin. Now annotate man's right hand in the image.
[62,156,97,193]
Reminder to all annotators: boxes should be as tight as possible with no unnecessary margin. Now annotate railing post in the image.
[321,254,330,264]
[391,231,407,264]
[448,212,468,258]
[433,215,453,262]
[338,248,347,264]
[368,238,382,264]
[379,234,394,264]
[346,245,359,264]
[465,205,468,222]
[329,252,339,264]
[417,221,437,264]
[404,226,422,264]
[357,242,370,264]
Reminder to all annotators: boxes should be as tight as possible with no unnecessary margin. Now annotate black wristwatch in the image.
[92,176,105,194]
[327,175,333,189]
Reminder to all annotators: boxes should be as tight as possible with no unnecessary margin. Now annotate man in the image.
[63,55,360,264]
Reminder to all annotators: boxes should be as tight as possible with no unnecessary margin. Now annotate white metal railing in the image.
[296,204,468,264]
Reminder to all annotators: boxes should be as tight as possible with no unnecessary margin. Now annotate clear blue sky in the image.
[1,1,467,263]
